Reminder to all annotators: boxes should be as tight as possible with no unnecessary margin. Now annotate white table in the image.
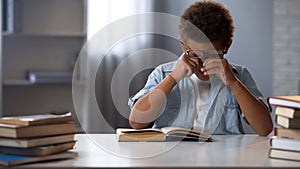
[20,134,300,168]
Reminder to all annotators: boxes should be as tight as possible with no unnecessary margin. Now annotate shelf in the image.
[3,80,74,86]
[3,79,86,87]
[3,80,33,86]
[2,32,86,38]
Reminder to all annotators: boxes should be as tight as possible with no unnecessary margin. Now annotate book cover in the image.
[276,115,300,129]
[275,106,300,119]
[0,141,76,156]
[274,127,300,140]
[0,112,73,126]
[0,151,78,167]
[116,127,212,142]
[0,122,76,138]
[270,136,300,152]
[268,96,300,109]
[269,148,300,162]
[0,134,74,148]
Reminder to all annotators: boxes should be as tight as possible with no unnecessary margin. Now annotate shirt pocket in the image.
[220,95,242,133]
[155,89,181,127]
[221,92,239,108]
[165,87,181,108]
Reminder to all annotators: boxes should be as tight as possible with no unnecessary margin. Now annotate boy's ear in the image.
[223,39,233,54]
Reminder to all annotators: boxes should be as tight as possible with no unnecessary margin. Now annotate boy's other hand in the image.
[201,58,237,86]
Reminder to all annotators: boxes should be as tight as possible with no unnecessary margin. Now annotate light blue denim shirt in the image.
[128,57,269,134]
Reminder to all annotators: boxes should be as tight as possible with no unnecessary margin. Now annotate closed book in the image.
[270,136,300,152]
[275,106,300,119]
[0,141,75,156]
[0,151,78,167]
[117,127,212,142]
[269,148,300,162]
[274,127,300,140]
[276,115,300,129]
[0,134,74,148]
[268,95,300,109]
[0,122,76,138]
[0,112,72,126]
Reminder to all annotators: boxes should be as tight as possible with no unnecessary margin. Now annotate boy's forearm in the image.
[129,75,177,129]
[229,79,273,136]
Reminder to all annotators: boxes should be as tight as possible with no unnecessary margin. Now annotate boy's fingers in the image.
[182,55,198,72]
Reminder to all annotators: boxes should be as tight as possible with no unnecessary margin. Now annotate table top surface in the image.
[18,134,300,168]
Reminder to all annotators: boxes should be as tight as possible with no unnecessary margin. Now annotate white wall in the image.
[0,0,2,116]
[273,0,300,95]
[219,0,273,97]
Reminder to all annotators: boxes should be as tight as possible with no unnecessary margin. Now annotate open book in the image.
[116,127,213,142]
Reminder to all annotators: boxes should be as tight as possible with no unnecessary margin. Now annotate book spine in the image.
[270,137,273,147]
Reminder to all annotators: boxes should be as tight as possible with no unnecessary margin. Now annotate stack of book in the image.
[0,112,78,166]
[268,95,300,161]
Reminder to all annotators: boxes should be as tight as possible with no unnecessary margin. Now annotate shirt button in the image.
[194,112,198,119]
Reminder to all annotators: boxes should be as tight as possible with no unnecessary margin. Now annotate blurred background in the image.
[0,0,299,133]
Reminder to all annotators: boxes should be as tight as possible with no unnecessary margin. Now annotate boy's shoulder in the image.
[156,60,178,72]
[230,63,249,74]
[230,63,246,71]
[230,63,254,82]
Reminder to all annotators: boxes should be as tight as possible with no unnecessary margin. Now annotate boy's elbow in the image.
[257,122,273,136]
[129,120,149,129]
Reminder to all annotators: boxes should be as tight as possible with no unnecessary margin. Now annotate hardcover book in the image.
[0,122,76,138]
[269,148,300,162]
[0,112,73,126]
[0,134,75,148]
[274,127,300,140]
[0,141,76,156]
[116,127,212,142]
[0,151,78,167]
[275,106,300,119]
[268,96,300,109]
[276,115,300,129]
[270,136,300,152]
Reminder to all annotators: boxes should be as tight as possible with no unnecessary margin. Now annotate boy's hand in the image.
[201,58,237,86]
[170,54,199,82]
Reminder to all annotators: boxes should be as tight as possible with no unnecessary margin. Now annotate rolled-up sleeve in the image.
[128,67,163,108]
[238,67,272,123]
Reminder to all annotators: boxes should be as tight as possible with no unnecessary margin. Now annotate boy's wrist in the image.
[228,77,240,90]
[169,72,182,83]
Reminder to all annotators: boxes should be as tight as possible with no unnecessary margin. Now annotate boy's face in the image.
[180,39,226,81]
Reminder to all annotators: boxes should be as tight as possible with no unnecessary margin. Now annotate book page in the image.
[116,128,162,134]
[161,127,212,140]
[160,127,195,135]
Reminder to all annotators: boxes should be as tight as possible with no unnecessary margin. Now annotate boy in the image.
[128,1,273,136]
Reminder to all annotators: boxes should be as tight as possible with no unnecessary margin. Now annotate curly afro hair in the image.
[179,0,234,45]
